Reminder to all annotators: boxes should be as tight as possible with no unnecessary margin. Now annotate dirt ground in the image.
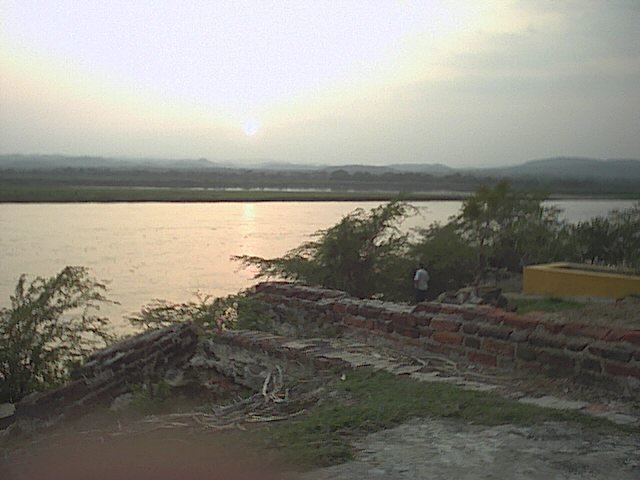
[304,418,640,480]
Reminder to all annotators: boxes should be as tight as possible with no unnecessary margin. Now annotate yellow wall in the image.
[523,263,640,299]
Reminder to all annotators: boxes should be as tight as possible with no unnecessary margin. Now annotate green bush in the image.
[573,203,640,270]
[457,181,571,272]
[235,201,414,300]
[0,267,115,403]
[129,292,276,335]
[410,222,476,296]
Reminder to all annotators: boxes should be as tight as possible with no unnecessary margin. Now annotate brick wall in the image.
[253,282,640,395]
[14,322,198,423]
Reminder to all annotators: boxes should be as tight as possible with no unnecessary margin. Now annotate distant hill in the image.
[0,154,221,170]
[387,163,457,175]
[468,157,640,180]
[1,154,639,180]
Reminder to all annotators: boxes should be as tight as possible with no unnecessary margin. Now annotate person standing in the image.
[414,263,430,303]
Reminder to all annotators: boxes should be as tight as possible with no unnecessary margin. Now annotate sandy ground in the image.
[305,418,640,480]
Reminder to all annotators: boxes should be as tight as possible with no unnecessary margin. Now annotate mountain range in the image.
[1,154,639,181]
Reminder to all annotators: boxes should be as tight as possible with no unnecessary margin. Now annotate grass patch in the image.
[509,296,586,314]
[258,369,633,468]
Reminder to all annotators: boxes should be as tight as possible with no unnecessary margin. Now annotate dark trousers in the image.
[415,289,428,303]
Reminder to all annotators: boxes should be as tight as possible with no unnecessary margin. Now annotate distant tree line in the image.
[1,166,639,197]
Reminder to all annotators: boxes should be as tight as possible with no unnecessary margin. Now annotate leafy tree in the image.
[573,202,640,270]
[410,222,476,296]
[235,201,414,299]
[457,181,569,273]
[0,267,115,403]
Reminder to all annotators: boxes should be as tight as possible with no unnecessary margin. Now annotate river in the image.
[0,199,635,330]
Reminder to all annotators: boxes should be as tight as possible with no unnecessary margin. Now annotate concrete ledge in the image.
[523,262,640,299]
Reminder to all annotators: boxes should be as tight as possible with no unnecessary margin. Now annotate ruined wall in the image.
[14,322,198,423]
[253,282,640,394]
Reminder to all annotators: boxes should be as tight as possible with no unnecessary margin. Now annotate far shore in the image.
[0,186,638,203]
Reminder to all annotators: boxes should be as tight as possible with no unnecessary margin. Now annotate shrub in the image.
[128,292,274,334]
[234,201,414,300]
[457,181,570,272]
[0,267,115,403]
[573,202,640,270]
[410,222,476,296]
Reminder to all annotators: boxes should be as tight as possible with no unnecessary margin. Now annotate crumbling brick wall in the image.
[253,282,640,395]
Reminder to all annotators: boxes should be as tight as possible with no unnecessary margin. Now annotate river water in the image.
[0,199,635,330]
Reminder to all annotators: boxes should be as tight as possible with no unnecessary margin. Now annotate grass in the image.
[509,296,586,314]
[257,369,633,468]
[0,185,467,203]
[2,369,633,469]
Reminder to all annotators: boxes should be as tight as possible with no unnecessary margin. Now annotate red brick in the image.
[502,314,539,330]
[395,325,420,338]
[400,336,423,347]
[467,351,497,367]
[538,351,575,372]
[418,326,434,338]
[478,325,512,340]
[481,338,515,357]
[440,304,464,315]
[540,321,564,334]
[588,343,633,363]
[461,308,481,321]
[359,305,384,318]
[528,331,566,349]
[580,326,612,340]
[382,311,396,322]
[565,337,589,352]
[412,312,432,327]
[604,328,627,342]
[579,357,602,374]
[373,320,394,333]
[604,361,640,379]
[486,309,508,325]
[510,330,530,343]
[432,331,464,345]
[344,315,370,329]
[621,331,640,347]
[393,313,417,328]
[425,342,454,356]
[431,317,462,332]
[464,336,481,349]
[412,302,441,314]
[560,323,587,337]
[462,322,480,334]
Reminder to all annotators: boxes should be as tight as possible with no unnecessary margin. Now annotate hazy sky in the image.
[1,0,639,167]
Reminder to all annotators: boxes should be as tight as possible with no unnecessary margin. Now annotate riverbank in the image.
[2,185,639,203]
[0,186,472,203]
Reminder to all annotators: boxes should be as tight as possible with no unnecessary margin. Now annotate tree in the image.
[573,202,640,270]
[457,181,569,273]
[410,222,476,296]
[235,201,414,299]
[0,267,115,403]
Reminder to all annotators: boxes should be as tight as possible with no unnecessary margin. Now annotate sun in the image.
[242,119,259,136]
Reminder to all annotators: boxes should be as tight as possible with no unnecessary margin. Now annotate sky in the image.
[1,0,639,167]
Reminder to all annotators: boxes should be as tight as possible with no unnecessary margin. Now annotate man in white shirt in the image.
[414,263,430,303]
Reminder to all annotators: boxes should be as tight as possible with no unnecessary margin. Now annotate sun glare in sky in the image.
[1,1,639,165]
[242,119,259,137]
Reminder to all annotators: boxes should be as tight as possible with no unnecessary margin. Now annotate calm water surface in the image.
[1,200,635,329]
